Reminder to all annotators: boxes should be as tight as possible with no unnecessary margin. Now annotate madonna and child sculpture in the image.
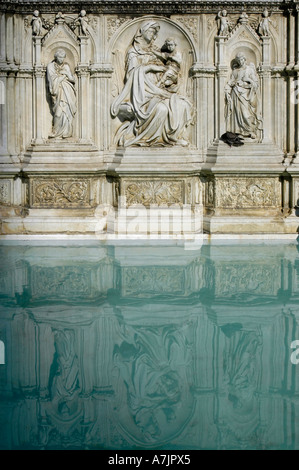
[47,49,77,139]
[111,21,194,148]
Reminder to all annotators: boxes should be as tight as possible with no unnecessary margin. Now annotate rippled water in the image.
[1,240,299,450]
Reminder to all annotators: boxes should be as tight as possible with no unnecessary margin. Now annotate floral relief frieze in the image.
[124,180,184,207]
[215,177,280,208]
[31,178,90,208]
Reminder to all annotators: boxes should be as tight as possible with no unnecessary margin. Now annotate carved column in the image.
[190,65,214,151]
[6,70,16,156]
[215,36,227,138]
[287,8,296,69]
[272,68,285,149]
[32,37,44,144]
[260,36,272,142]
[76,66,91,143]
[295,5,299,155]
[6,14,14,65]
[0,13,5,63]
[76,36,91,143]
[286,8,296,156]
[90,65,113,150]
[0,71,8,156]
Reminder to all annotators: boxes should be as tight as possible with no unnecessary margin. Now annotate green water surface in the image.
[0,241,299,450]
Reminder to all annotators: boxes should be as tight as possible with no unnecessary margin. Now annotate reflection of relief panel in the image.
[121,266,186,297]
[30,178,91,208]
[29,265,99,301]
[214,262,280,298]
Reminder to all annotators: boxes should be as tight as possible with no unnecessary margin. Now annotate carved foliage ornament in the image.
[215,178,280,208]
[0,180,11,205]
[125,180,183,206]
[31,179,90,208]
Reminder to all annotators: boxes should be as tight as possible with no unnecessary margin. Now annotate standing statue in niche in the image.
[224,52,262,140]
[47,49,77,139]
[111,20,193,147]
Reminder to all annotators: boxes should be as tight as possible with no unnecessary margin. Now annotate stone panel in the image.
[215,177,281,209]
[30,178,91,208]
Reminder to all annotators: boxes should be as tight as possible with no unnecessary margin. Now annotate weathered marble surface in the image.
[0,0,298,236]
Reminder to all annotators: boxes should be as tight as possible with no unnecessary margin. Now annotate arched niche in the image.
[109,16,197,95]
[226,24,262,72]
[39,24,79,141]
[109,16,197,148]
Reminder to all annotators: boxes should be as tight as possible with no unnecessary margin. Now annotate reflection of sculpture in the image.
[224,53,262,139]
[47,49,77,139]
[258,9,272,36]
[114,324,194,445]
[217,10,231,36]
[111,20,193,147]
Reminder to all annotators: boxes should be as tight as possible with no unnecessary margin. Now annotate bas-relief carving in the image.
[125,180,183,206]
[111,20,194,148]
[215,178,280,208]
[0,180,11,204]
[31,178,90,208]
[224,52,262,139]
[46,49,77,139]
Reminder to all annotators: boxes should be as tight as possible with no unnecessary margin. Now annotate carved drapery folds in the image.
[110,18,195,148]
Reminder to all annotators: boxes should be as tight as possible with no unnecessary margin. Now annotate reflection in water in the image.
[0,242,299,449]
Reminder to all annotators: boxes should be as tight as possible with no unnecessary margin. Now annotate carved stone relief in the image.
[0,180,11,205]
[215,178,280,208]
[46,49,77,139]
[30,178,90,208]
[111,19,194,148]
[224,52,262,139]
[124,180,183,206]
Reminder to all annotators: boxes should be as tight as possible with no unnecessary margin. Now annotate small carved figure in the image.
[31,10,43,36]
[73,10,90,36]
[217,9,231,36]
[46,49,77,139]
[158,38,182,91]
[258,9,272,36]
[224,52,262,139]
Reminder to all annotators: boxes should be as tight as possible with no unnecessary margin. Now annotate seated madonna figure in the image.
[111,21,193,147]
[224,52,262,140]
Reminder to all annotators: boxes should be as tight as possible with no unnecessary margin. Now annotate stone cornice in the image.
[0,0,291,15]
